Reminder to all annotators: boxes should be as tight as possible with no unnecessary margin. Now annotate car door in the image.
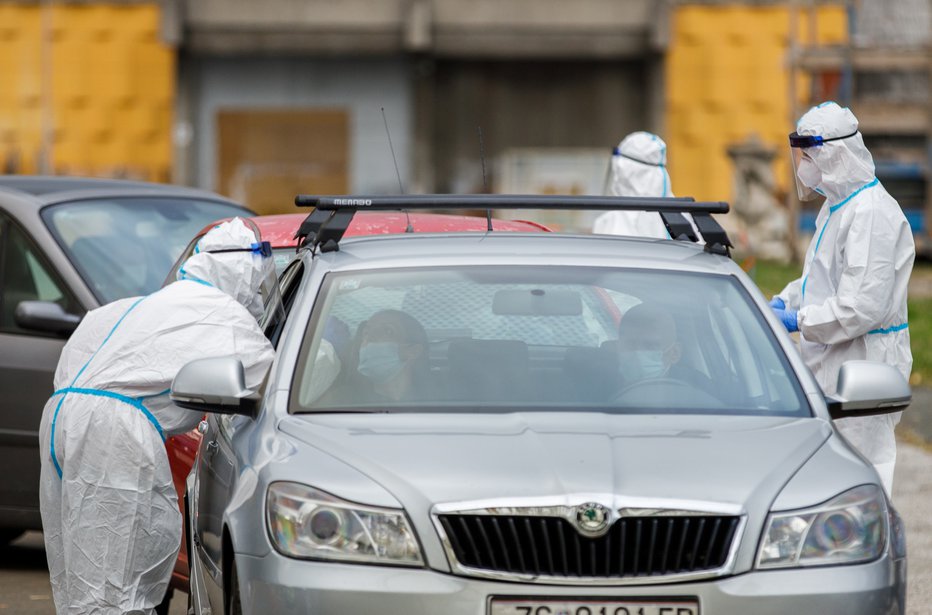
[193,259,305,608]
[0,212,82,534]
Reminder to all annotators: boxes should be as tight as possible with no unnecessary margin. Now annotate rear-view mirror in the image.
[170,356,261,418]
[492,289,582,316]
[826,360,911,419]
[14,301,81,336]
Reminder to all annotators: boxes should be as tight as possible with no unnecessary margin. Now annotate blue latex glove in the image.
[772,307,799,333]
[769,297,785,310]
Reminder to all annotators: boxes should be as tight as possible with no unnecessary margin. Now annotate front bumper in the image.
[235,550,905,615]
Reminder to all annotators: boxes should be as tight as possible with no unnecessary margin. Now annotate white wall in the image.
[190,57,412,195]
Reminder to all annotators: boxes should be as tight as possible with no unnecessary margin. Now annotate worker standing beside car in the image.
[37,218,276,615]
[771,102,914,496]
[592,131,679,238]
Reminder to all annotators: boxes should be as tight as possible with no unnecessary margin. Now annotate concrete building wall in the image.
[187,57,412,196]
[426,60,651,193]
[180,0,658,58]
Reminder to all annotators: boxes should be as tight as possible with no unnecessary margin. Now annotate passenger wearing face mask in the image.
[352,309,433,403]
[772,102,914,496]
[615,303,714,394]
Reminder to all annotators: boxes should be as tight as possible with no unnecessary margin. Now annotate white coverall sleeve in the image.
[776,277,803,310]
[165,312,275,436]
[798,205,896,344]
[132,293,276,437]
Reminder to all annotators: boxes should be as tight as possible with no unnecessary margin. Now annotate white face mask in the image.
[358,342,406,384]
[618,349,670,381]
[797,157,822,190]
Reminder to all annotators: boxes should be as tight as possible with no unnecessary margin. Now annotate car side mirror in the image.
[170,356,261,418]
[825,360,911,419]
[14,301,81,336]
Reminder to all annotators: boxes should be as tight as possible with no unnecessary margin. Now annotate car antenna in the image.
[381,106,414,233]
[478,125,492,231]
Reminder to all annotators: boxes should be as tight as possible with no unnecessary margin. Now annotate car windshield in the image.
[291,266,808,417]
[42,197,251,303]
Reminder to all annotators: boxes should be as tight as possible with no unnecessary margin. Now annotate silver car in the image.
[175,196,909,615]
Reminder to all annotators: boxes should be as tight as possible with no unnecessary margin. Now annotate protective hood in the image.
[177,217,273,318]
[796,102,876,203]
[609,131,672,198]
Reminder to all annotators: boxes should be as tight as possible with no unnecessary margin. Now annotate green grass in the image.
[746,259,799,299]
[749,260,932,385]
[907,298,932,386]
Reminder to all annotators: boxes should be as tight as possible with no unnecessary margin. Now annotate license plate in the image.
[489,598,699,615]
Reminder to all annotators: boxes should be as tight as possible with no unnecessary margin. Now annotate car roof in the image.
[196,212,551,248]
[0,175,244,207]
[307,232,738,277]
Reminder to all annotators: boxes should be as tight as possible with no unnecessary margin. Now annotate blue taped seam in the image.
[48,387,166,480]
[831,178,878,213]
[868,323,908,335]
[179,275,214,288]
[801,178,879,300]
[69,296,146,389]
[49,396,67,479]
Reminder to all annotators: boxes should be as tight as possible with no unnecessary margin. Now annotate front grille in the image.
[438,514,740,578]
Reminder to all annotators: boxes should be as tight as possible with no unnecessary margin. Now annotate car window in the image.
[41,197,251,303]
[290,266,808,417]
[264,260,305,348]
[0,214,80,334]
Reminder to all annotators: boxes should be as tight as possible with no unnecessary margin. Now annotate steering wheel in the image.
[613,376,726,409]
[615,376,692,398]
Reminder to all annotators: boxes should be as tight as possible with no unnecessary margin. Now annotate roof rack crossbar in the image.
[296,193,728,214]
[293,194,733,257]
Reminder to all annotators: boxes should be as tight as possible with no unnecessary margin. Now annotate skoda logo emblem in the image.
[574,502,610,536]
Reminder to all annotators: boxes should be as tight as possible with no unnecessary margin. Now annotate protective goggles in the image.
[788,130,858,149]
[207,241,273,258]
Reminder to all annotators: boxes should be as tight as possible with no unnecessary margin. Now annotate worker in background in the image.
[771,101,914,496]
[592,131,674,238]
[38,218,276,614]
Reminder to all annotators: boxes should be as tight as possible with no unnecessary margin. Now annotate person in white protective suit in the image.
[771,101,914,496]
[592,131,675,238]
[38,218,276,614]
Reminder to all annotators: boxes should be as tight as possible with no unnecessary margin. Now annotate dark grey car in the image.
[0,176,251,543]
[175,196,910,615]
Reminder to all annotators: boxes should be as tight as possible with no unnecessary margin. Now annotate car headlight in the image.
[267,481,423,566]
[757,485,886,569]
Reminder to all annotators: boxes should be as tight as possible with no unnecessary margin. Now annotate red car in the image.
[164,211,549,595]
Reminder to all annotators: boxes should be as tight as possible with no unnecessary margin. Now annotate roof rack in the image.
[293,194,733,257]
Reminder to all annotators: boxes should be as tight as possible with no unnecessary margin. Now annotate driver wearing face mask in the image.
[616,303,714,394]
[354,309,432,402]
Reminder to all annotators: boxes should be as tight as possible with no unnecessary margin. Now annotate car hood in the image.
[277,412,830,514]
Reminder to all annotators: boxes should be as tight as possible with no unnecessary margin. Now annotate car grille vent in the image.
[438,514,739,578]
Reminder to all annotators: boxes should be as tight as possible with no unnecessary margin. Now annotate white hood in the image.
[177,217,272,318]
[609,131,672,198]
[796,102,876,204]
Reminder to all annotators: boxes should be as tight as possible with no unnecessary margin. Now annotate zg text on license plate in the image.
[489,599,699,615]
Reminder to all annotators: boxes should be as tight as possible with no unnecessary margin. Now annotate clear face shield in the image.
[789,130,857,201]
